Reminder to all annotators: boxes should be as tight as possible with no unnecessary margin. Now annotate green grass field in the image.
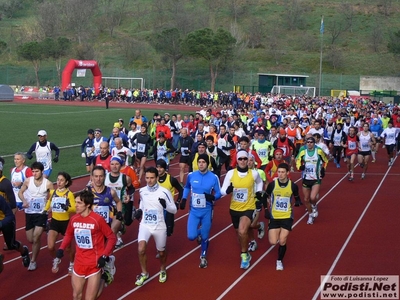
[0,102,188,181]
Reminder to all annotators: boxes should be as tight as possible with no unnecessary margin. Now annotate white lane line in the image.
[216,173,349,300]
[311,159,396,300]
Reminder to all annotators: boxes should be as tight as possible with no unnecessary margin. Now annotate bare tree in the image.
[329,19,347,45]
[325,45,344,70]
[59,0,98,44]
[369,20,383,53]
[97,0,127,37]
[297,32,318,52]
[339,2,355,32]
[283,0,307,30]
[378,0,393,17]
[266,29,284,65]
[247,17,264,49]
[36,0,62,38]
[229,0,248,23]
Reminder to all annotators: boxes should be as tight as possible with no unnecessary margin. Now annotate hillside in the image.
[0,0,400,92]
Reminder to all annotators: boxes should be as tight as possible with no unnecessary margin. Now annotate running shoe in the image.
[115,236,124,249]
[199,256,208,269]
[312,205,318,218]
[372,159,376,163]
[102,270,114,286]
[28,261,37,271]
[68,262,74,275]
[336,163,340,168]
[131,206,137,221]
[307,214,314,225]
[276,260,284,271]
[388,161,391,167]
[159,270,167,283]
[361,173,365,180]
[257,221,265,239]
[0,253,4,274]
[135,273,149,286]
[52,258,61,273]
[104,255,116,277]
[348,176,354,181]
[248,240,258,252]
[21,245,30,268]
[240,253,251,269]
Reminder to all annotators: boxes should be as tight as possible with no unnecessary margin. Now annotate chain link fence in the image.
[0,65,360,96]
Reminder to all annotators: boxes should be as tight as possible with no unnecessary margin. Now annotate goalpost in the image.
[102,77,145,90]
[271,85,316,97]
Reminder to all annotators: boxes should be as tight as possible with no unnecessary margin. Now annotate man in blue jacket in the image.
[179,154,222,269]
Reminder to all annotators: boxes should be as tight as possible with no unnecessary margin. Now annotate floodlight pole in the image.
[318,16,324,97]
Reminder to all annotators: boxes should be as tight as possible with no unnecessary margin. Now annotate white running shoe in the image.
[307,214,314,225]
[199,256,208,269]
[115,236,124,249]
[28,261,37,271]
[104,255,116,277]
[248,240,258,252]
[52,258,61,273]
[276,260,284,271]
[361,173,365,180]
[257,221,265,239]
[68,262,74,275]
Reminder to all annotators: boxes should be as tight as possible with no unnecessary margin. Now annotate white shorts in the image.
[137,224,167,251]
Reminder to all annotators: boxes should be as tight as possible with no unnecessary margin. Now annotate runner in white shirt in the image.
[380,122,399,166]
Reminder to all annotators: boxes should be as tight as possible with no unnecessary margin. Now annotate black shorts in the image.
[386,144,396,154]
[25,213,48,231]
[358,151,371,157]
[0,220,20,250]
[49,218,69,235]
[179,155,191,165]
[229,209,253,229]
[136,153,147,160]
[302,179,321,189]
[85,156,95,166]
[268,218,293,231]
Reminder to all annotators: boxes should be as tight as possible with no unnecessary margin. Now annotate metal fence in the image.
[0,65,361,96]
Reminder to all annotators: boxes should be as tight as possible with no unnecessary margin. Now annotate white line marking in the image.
[311,158,397,300]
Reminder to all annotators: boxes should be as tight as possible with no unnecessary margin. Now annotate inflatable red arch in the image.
[61,59,102,95]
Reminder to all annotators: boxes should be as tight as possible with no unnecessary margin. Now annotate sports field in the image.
[0,101,188,181]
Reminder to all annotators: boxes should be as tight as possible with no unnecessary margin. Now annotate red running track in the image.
[2,99,400,299]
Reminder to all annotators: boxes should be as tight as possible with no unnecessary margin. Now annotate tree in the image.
[42,37,71,82]
[0,0,23,18]
[36,0,62,38]
[17,41,43,87]
[150,28,183,90]
[284,0,307,30]
[387,30,400,55]
[325,46,344,70]
[182,28,236,92]
[97,0,127,37]
[369,20,383,53]
[0,40,7,55]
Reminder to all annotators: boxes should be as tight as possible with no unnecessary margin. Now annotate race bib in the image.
[137,143,145,153]
[74,228,93,249]
[233,188,248,203]
[93,205,110,222]
[274,196,290,212]
[191,193,206,208]
[143,209,158,225]
[258,149,267,158]
[39,159,48,169]
[361,142,369,148]
[181,147,189,156]
[51,197,67,213]
[27,197,45,213]
[348,141,356,150]
[304,163,316,175]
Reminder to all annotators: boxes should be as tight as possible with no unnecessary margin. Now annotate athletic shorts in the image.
[268,218,293,231]
[358,151,371,157]
[179,155,191,165]
[386,144,396,154]
[73,264,101,279]
[302,179,321,189]
[136,153,147,160]
[49,218,69,235]
[137,224,167,252]
[25,213,48,231]
[229,209,253,229]
[85,156,95,166]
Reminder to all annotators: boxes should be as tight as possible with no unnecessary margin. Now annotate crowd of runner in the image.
[1,94,400,299]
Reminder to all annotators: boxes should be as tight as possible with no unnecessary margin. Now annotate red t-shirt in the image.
[60,211,116,267]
